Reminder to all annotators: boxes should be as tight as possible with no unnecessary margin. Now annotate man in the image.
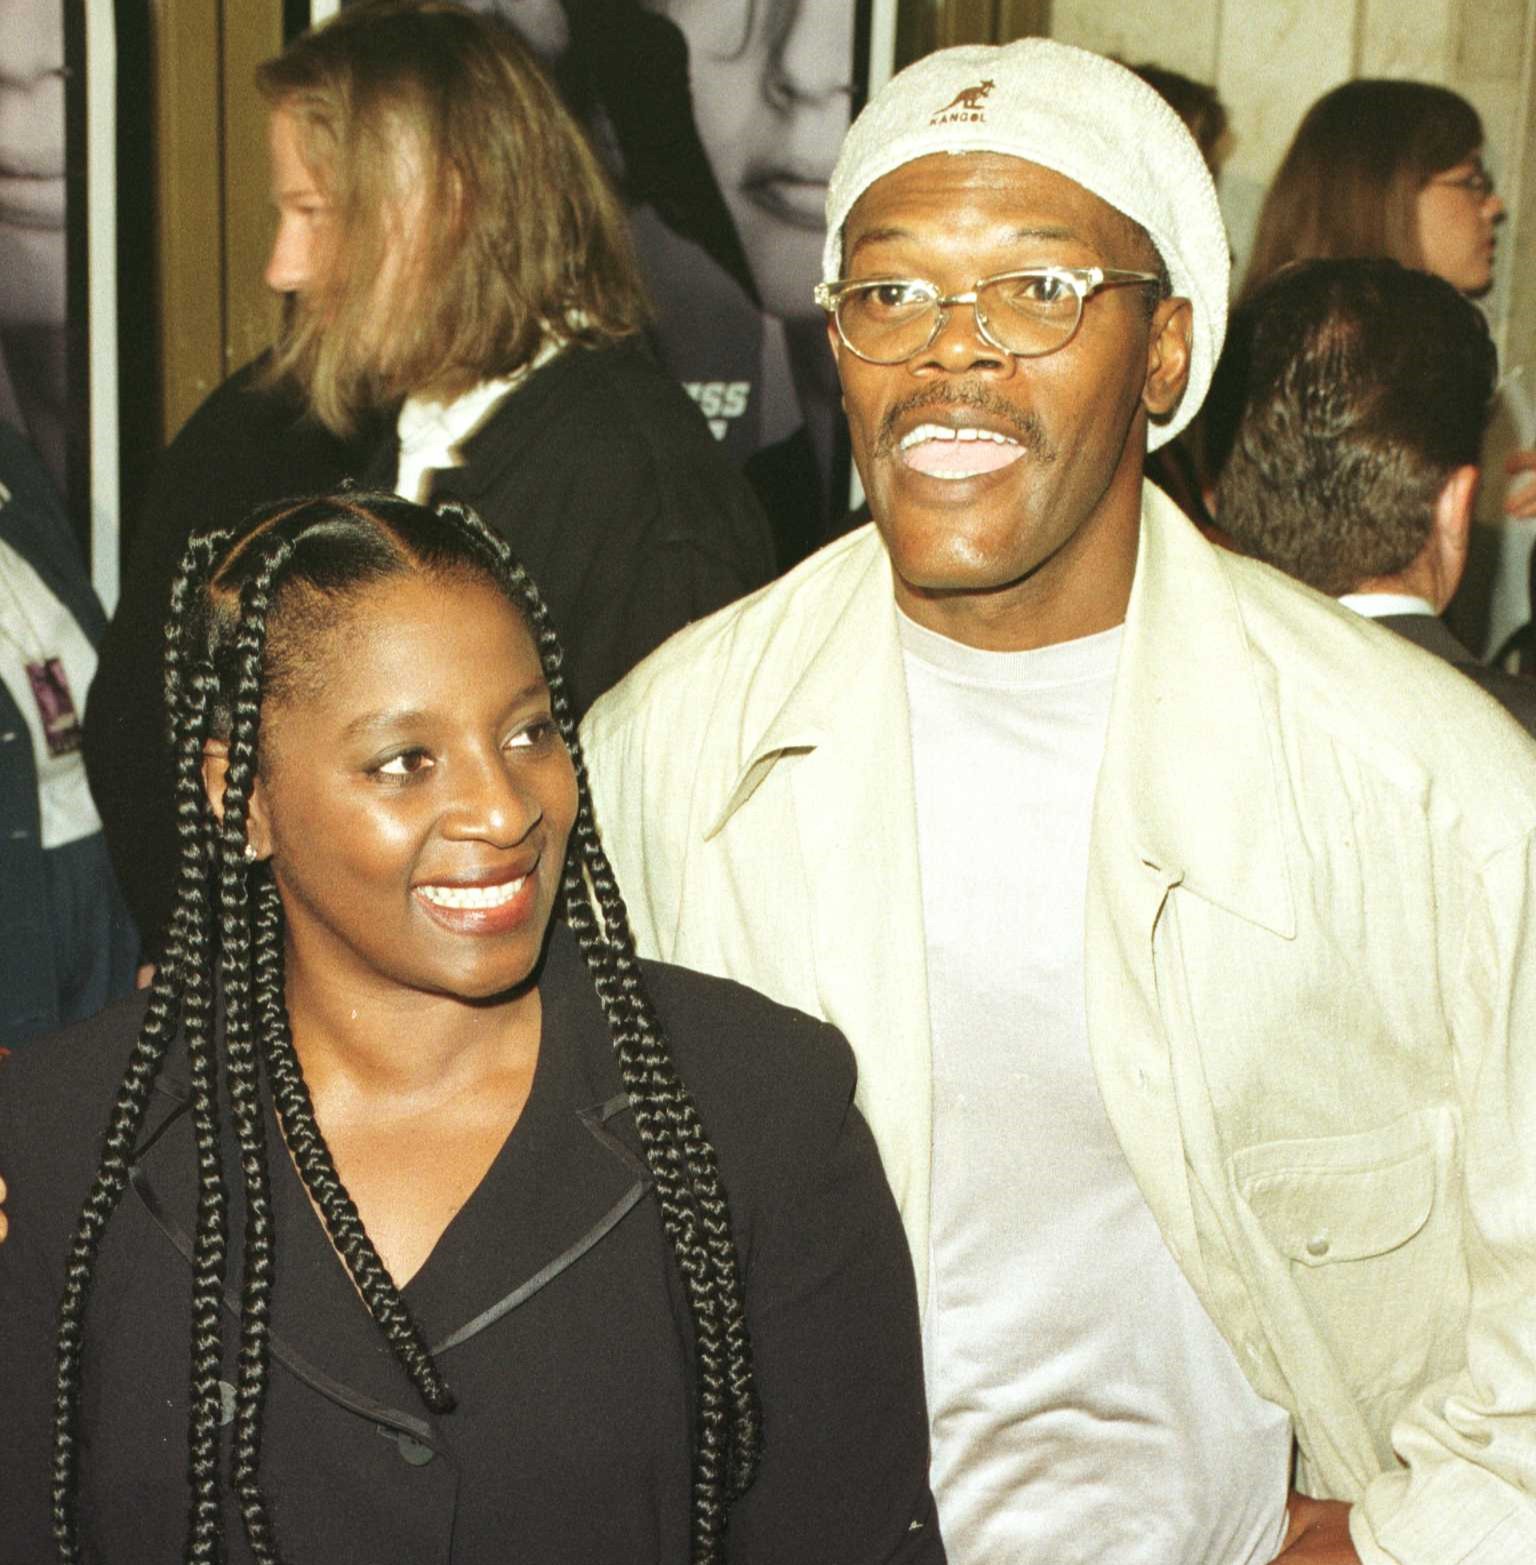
[583,39,1536,1565]
[1213,257,1536,737]
[83,0,773,953]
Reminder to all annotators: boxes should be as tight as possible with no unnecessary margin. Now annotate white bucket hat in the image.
[823,39,1229,449]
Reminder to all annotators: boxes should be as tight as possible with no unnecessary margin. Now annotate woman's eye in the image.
[506,718,558,751]
[374,749,434,778]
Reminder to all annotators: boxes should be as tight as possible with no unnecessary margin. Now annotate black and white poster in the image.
[0,0,118,602]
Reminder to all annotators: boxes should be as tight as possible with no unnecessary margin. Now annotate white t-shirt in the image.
[0,535,101,849]
[900,607,1292,1565]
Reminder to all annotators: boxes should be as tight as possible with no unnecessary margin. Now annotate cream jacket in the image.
[581,485,1536,1563]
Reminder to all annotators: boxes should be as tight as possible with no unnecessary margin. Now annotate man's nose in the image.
[912,301,1011,377]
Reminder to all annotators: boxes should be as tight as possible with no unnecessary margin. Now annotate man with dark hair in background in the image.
[1215,257,1536,736]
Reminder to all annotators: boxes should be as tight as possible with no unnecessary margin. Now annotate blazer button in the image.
[396,1431,436,1466]
[0,730,16,743]
[1305,1232,1331,1258]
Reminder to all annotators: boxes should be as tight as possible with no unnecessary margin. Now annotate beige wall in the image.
[1050,0,1536,378]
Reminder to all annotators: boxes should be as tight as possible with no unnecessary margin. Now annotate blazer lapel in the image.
[404,926,650,1354]
[128,930,652,1441]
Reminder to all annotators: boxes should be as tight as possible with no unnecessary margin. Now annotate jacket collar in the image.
[1097,487,1296,939]
[128,924,650,1443]
[706,528,899,838]
[707,496,1295,940]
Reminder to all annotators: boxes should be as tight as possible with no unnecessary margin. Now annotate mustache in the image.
[873,383,1056,462]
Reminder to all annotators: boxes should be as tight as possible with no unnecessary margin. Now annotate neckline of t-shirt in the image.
[896,603,1124,691]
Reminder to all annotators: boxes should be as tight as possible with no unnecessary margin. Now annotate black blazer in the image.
[0,925,942,1564]
[1377,611,1536,740]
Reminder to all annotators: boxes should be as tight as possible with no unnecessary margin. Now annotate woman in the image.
[84,0,774,959]
[0,492,939,1563]
[1243,80,1502,300]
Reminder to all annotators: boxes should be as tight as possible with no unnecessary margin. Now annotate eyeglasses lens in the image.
[837,276,1082,363]
[977,275,1083,355]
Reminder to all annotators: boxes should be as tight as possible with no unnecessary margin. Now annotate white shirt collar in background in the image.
[1338,591,1437,619]
[395,338,564,503]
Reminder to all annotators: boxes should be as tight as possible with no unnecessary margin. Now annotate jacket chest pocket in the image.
[1232,1109,1467,1400]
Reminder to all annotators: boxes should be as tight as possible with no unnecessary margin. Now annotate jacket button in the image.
[1305,1232,1330,1258]
[9,828,29,841]
[0,730,16,743]
[396,1431,436,1466]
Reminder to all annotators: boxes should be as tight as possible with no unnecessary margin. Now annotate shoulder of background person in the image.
[0,992,156,1240]
[151,355,378,507]
[535,339,741,461]
[1459,662,1536,742]
[488,339,776,573]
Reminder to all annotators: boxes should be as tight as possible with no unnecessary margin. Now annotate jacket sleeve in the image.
[719,1024,944,1565]
[1351,831,1536,1563]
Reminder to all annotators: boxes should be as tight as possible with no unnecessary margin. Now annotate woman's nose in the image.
[443,755,542,847]
[263,215,311,295]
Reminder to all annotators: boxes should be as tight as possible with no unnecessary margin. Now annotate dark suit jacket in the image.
[0,925,941,1564]
[1378,611,1536,739]
[84,345,774,954]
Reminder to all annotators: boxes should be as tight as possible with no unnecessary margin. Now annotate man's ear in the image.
[1144,296,1194,418]
[201,740,273,860]
[1428,463,1479,611]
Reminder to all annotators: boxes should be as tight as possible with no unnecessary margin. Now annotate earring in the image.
[244,843,258,863]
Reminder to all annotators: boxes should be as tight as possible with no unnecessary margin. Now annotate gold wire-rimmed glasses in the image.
[814,266,1164,365]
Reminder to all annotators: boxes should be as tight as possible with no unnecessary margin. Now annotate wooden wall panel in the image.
[153,0,223,442]
[152,0,283,444]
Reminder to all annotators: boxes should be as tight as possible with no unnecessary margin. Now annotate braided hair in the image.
[51,491,761,1563]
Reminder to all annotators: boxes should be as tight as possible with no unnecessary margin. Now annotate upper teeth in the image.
[418,878,526,909]
[900,422,1019,449]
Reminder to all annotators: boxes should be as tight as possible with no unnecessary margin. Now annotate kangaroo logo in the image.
[931,79,995,124]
